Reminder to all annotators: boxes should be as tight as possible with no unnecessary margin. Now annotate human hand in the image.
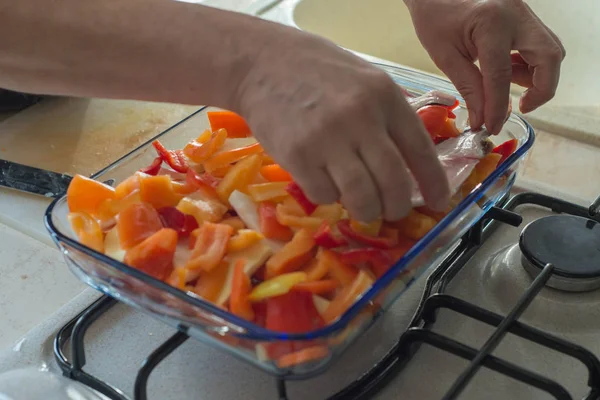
[405,0,566,134]
[234,26,450,222]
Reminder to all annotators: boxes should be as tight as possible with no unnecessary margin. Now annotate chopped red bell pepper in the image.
[314,222,347,249]
[262,290,324,359]
[186,168,221,189]
[338,248,393,268]
[337,220,398,249]
[139,157,163,176]
[258,201,294,241]
[152,140,189,173]
[492,138,518,165]
[157,207,199,238]
[266,290,324,334]
[417,105,461,141]
[285,182,317,215]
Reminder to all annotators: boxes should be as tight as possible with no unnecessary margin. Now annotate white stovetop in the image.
[0,1,599,398]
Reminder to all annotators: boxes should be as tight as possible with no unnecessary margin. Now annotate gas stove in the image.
[1,188,599,400]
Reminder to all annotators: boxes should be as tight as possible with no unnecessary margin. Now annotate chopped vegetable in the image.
[303,251,329,282]
[157,207,199,238]
[293,279,339,295]
[388,210,437,241]
[337,220,398,249]
[227,229,264,253]
[195,261,230,303]
[187,168,221,190]
[116,202,163,250]
[322,249,358,287]
[248,182,289,202]
[276,203,325,232]
[220,216,246,232]
[492,138,518,165]
[67,212,104,252]
[350,219,382,237]
[338,248,393,268]
[265,290,324,333]
[184,128,228,163]
[249,272,308,302]
[313,222,347,249]
[285,182,317,215]
[204,142,263,173]
[115,174,141,199]
[276,345,329,369]
[207,110,252,138]
[67,174,116,214]
[176,195,228,226]
[265,229,316,279]
[139,157,163,176]
[260,164,293,182]
[216,153,263,204]
[139,175,183,209]
[258,201,294,241]
[417,105,460,140]
[152,140,189,173]
[124,228,178,280]
[186,222,234,271]
[230,260,255,320]
[322,270,375,323]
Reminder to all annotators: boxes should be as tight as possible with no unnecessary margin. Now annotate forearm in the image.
[0,0,273,109]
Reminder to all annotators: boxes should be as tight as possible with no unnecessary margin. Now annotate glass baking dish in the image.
[44,62,534,378]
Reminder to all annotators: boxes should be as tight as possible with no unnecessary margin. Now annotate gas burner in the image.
[520,215,600,292]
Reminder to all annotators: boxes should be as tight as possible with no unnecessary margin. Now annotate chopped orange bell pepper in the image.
[265,229,316,279]
[124,228,178,281]
[194,261,231,303]
[293,279,339,295]
[220,216,246,232]
[276,345,329,369]
[321,249,358,287]
[67,212,104,253]
[203,142,263,173]
[186,222,234,271]
[207,110,252,138]
[276,203,325,232]
[261,154,276,166]
[258,201,294,241]
[227,229,264,253]
[230,260,255,320]
[260,164,293,182]
[184,128,227,163]
[285,182,317,215]
[475,152,502,182]
[67,174,116,215]
[115,174,141,199]
[116,202,163,250]
[215,153,263,204]
[322,269,375,324]
[388,210,438,241]
[96,189,142,223]
[248,182,289,203]
[303,252,329,282]
[139,175,183,209]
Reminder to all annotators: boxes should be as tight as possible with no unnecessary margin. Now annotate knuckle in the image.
[546,45,564,62]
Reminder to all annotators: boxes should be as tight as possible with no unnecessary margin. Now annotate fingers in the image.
[327,150,382,223]
[290,166,339,205]
[387,99,450,212]
[359,135,413,221]
[435,49,485,130]
[475,33,513,135]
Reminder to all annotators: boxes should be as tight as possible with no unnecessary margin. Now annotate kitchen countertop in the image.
[0,0,599,357]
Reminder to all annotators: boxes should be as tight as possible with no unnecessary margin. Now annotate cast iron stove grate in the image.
[53,191,600,400]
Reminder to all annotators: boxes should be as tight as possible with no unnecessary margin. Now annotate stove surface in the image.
[2,191,599,400]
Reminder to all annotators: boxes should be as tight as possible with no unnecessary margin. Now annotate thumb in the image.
[435,50,485,130]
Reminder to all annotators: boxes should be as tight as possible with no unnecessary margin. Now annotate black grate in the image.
[53,192,600,400]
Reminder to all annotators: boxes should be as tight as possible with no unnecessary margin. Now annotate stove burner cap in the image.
[519,215,600,292]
